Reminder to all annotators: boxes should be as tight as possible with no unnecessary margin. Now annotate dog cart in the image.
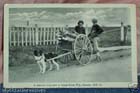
[55,29,93,65]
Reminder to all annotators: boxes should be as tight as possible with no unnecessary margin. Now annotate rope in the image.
[103,28,120,33]
[47,52,72,61]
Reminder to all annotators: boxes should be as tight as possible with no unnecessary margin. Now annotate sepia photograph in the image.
[4,4,137,88]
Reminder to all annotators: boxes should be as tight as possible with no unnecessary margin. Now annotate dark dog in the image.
[33,50,60,74]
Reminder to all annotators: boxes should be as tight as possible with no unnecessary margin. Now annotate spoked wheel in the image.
[74,34,93,65]
[57,48,75,64]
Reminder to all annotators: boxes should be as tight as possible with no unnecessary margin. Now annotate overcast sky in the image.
[9,8,130,27]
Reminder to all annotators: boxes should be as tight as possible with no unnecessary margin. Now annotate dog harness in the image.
[34,55,45,62]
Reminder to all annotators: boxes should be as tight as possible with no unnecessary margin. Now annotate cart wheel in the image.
[74,34,93,65]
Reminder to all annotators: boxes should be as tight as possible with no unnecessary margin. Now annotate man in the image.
[75,20,86,34]
[88,18,104,62]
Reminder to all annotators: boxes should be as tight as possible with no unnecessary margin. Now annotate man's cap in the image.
[92,18,98,23]
[78,20,84,24]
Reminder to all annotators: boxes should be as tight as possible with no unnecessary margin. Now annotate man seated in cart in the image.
[57,20,86,43]
[88,18,104,62]
[75,20,86,35]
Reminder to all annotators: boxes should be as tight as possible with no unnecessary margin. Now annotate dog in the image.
[33,50,60,74]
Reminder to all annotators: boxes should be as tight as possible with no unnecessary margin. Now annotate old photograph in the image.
[4,4,137,88]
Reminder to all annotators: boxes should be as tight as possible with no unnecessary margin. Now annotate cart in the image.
[53,29,93,65]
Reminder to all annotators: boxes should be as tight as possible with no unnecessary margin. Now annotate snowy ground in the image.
[9,49,132,83]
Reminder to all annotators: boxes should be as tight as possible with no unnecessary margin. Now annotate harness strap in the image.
[35,56,44,62]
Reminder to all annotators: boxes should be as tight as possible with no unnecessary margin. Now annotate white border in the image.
[4,4,137,88]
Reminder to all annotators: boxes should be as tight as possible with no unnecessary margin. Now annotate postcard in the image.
[4,4,137,88]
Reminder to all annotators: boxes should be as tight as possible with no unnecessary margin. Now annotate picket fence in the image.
[9,23,128,47]
[9,26,65,46]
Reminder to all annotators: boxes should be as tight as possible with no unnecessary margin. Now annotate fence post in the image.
[49,27,51,45]
[40,28,43,45]
[52,27,54,45]
[52,27,55,45]
[17,27,20,46]
[120,22,125,45]
[43,27,46,45]
[56,29,60,44]
[124,25,129,44]
[13,28,16,46]
[53,27,56,44]
[55,28,57,45]
[32,28,35,46]
[25,27,28,46]
[9,27,11,46]
[35,27,39,45]
[21,27,24,46]
[29,27,31,46]
[50,27,52,45]
[47,28,49,45]
[38,28,40,45]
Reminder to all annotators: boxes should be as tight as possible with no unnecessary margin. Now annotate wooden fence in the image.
[9,23,129,47]
[9,26,64,46]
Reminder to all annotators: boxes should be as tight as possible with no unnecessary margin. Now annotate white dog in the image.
[34,50,60,74]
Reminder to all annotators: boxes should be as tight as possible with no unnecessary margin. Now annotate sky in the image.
[9,8,130,27]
